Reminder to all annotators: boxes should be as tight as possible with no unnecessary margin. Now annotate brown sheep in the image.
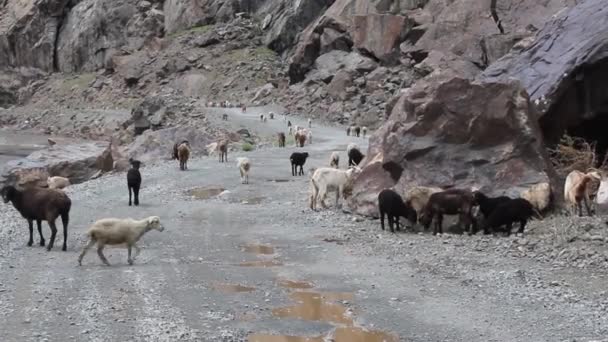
[1,185,71,251]
[419,189,476,235]
[177,142,191,170]
[278,132,286,147]
[217,140,228,163]
[295,131,307,147]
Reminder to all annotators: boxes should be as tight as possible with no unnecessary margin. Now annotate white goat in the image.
[520,182,551,213]
[564,170,601,216]
[329,152,340,169]
[78,216,164,266]
[236,157,251,184]
[362,126,368,138]
[306,130,312,144]
[47,176,70,189]
[308,118,312,128]
[403,186,443,216]
[309,166,361,210]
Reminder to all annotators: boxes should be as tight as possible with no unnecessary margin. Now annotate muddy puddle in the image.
[278,279,313,289]
[187,186,225,200]
[238,259,283,267]
[248,334,323,342]
[272,291,354,325]
[241,244,275,255]
[212,283,255,293]
[332,327,398,342]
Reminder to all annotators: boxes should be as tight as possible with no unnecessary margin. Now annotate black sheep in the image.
[290,152,309,176]
[378,189,417,233]
[348,148,365,166]
[1,185,71,251]
[482,198,538,236]
[473,191,511,218]
[127,158,142,206]
[354,126,361,137]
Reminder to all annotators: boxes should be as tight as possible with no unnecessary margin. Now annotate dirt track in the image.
[0,107,607,342]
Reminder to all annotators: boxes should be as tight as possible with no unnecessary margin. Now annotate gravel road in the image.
[0,107,607,342]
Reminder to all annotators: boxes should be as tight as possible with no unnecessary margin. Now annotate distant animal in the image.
[354,126,361,137]
[222,113,228,121]
[127,158,142,206]
[269,112,274,119]
[473,191,511,219]
[78,216,164,266]
[309,166,362,210]
[287,120,292,127]
[378,189,418,233]
[177,142,191,171]
[242,105,246,113]
[172,140,189,160]
[47,176,70,190]
[236,157,251,184]
[564,170,602,216]
[47,138,57,147]
[278,132,286,147]
[295,131,307,147]
[290,152,309,176]
[308,118,312,128]
[419,189,476,235]
[362,127,368,138]
[403,186,443,218]
[306,130,312,144]
[288,126,294,136]
[263,116,268,123]
[346,127,351,136]
[347,143,364,166]
[1,185,71,251]
[260,114,265,122]
[218,140,228,163]
[329,152,339,169]
[482,198,539,236]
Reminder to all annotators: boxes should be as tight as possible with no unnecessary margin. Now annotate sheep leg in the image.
[292,164,295,176]
[27,219,34,246]
[36,219,45,246]
[127,245,134,265]
[335,187,341,208]
[518,220,527,235]
[387,215,394,233]
[300,165,304,176]
[380,211,385,230]
[583,196,592,216]
[47,219,58,251]
[78,238,96,265]
[61,213,69,251]
[395,216,401,232]
[96,244,110,266]
[132,243,141,260]
[505,222,513,237]
[318,185,328,209]
[133,186,140,206]
[128,186,132,206]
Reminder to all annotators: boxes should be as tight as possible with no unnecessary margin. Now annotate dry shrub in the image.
[548,134,597,176]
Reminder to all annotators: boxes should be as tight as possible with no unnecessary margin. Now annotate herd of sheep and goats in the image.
[0,106,604,266]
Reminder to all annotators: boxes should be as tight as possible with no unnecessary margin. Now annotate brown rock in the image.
[347,75,553,216]
[327,70,354,100]
[352,14,413,64]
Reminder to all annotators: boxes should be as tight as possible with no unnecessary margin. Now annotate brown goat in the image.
[295,132,307,147]
[1,185,71,251]
[177,143,190,170]
[217,140,228,163]
[419,189,476,235]
[278,132,286,147]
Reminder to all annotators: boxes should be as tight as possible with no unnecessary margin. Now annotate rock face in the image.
[3,142,113,186]
[481,0,608,115]
[124,126,213,162]
[347,76,553,216]
[352,14,412,64]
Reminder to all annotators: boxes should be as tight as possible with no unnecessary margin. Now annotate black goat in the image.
[482,198,539,236]
[420,189,476,235]
[127,158,142,206]
[290,152,309,176]
[354,126,361,137]
[348,148,365,166]
[1,185,71,251]
[473,191,511,218]
[378,189,417,233]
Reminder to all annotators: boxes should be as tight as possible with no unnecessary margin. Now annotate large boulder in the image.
[0,0,70,71]
[352,14,413,64]
[347,76,553,216]
[2,142,113,186]
[481,0,608,117]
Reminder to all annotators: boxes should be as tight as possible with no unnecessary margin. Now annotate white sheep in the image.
[403,186,443,216]
[564,170,601,216]
[308,118,312,128]
[362,126,368,138]
[329,152,340,169]
[309,166,362,210]
[47,176,70,189]
[78,216,165,266]
[236,157,251,184]
[520,182,551,213]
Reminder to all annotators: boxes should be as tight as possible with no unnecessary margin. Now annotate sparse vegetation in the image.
[60,73,96,92]
[242,143,254,152]
[548,134,598,176]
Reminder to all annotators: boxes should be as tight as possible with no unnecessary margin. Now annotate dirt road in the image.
[0,107,606,342]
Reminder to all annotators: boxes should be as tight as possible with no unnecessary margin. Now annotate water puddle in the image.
[212,283,255,293]
[242,244,275,255]
[272,291,354,325]
[239,259,283,267]
[187,186,225,200]
[332,327,398,342]
[248,334,323,342]
[278,279,314,289]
